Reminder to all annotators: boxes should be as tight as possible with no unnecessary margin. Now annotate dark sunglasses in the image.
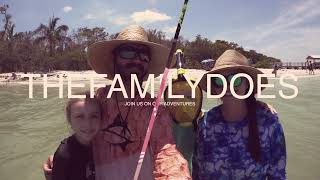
[212,73,243,88]
[113,45,151,63]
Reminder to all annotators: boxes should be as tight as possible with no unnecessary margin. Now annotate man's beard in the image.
[116,63,146,82]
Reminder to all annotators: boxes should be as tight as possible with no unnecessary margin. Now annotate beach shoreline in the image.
[1,69,320,85]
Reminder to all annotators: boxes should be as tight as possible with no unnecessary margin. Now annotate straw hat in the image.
[88,25,174,80]
[199,49,268,94]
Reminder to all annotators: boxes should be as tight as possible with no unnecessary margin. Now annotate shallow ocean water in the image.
[0,76,319,180]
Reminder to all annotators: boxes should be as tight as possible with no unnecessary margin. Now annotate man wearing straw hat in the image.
[91,24,191,180]
[43,25,191,180]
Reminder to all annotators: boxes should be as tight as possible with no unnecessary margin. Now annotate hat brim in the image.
[88,39,175,80]
[199,65,268,94]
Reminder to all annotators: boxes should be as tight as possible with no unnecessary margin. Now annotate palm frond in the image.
[8,24,15,39]
[34,24,48,34]
[50,17,60,31]
[34,36,47,44]
[56,25,69,34]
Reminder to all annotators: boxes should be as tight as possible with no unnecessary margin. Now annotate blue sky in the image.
[2,0,320,62]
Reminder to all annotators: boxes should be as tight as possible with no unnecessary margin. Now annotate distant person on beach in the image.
[309,61,315,75]
[49,92,102,180]
[11,72,17,80]
[193,50,287,179]
[43,25,191,180]
[307,61,311,74]
[272,64,278,77]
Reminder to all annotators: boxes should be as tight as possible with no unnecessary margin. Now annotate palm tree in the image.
[6,23,15,54]
[147,29,166,44]
[0,4,9,14]
[34,15,69,56]
[0,4,12,41]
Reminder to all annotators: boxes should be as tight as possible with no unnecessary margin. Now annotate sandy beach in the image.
[1,68,320,85]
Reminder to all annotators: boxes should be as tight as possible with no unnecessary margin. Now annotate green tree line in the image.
[0,4,280,73]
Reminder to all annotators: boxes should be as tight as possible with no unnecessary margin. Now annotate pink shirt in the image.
[93,87,191,180]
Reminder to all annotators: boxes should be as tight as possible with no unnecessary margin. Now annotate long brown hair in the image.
[246,90,261,162]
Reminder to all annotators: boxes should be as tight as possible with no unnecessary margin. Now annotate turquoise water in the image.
[0,76,319,180]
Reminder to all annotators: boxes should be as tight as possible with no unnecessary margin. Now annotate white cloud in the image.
[259,27,320,61]
[63,6,72,13]
[163,26,176,34]
[245,0,320,42]
[210,0,320,61]
[107,9,172,26]
[83,8,170,25]
[83,14,97,20]
[109,17,131,25]
[131,10,171,23]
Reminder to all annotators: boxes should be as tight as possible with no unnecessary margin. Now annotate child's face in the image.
[70,100,101,145]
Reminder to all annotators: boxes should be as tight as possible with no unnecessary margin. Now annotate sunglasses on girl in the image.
[212,73,243,88]
[113,45,151,63]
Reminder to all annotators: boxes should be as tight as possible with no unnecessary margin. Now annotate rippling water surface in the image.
[0,76,319,180]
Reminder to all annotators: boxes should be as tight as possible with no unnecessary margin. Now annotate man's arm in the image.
[150,107,191,180]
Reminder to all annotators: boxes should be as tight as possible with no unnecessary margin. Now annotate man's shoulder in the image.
[96,86,111,98]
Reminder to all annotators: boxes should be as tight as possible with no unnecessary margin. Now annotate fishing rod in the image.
[133,0,190,179]
[175,49,186,79]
